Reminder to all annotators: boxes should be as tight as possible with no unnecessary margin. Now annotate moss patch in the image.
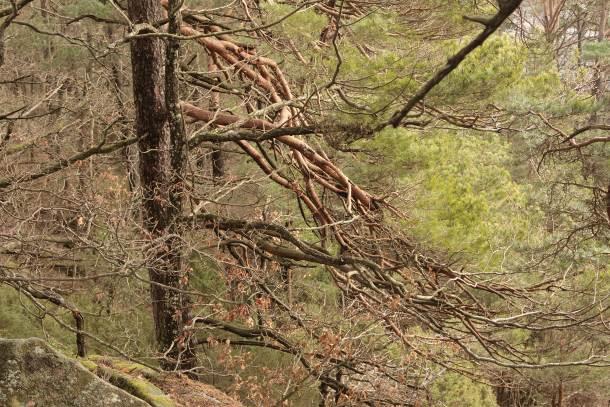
[87,355,159,379]
[84,356,174,407]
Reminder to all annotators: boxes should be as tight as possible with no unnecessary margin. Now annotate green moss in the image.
[101,368,174,407]
[87,355,158,379]
[84,356,173,407]
[79,359,98,372]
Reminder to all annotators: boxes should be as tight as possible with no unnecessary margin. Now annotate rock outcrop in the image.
[0,337,149,406]
[83,356,243,407]
[0,337,243,407]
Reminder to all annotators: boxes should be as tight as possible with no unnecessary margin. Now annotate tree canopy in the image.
[1,0,609,405]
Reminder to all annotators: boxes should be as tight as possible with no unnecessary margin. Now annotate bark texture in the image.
[127,0,193,370]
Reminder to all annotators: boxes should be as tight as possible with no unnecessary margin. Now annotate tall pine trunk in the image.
[127,0,194,370]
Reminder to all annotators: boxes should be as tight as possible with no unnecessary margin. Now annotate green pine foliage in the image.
[355,127,535,267]
[582,40,610,60]
[431,372,498,407]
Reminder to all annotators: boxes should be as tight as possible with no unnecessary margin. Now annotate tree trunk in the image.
[127,0,194,370]
[208,56,225,181]
[590,0,608,124]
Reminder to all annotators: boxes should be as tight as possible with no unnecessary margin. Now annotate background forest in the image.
[1,0,609,405]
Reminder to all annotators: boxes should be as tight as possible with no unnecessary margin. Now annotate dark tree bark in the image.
[495,380,536,407]
[211,148,225,180]
[590,0,608,124]
[127,0,194,370]
[208,57,225,181]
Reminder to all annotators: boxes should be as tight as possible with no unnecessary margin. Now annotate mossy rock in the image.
[86,355,159,380]
[0,337,149,407]
[83,357,174,407]
[83,356,243,406]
